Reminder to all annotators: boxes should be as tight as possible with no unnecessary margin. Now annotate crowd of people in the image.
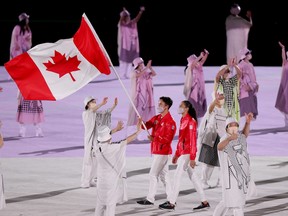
[0,2,288,216]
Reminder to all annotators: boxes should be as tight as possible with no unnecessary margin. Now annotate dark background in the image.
[1,0,288,66]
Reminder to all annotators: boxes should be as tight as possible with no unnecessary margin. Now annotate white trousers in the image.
[146,154,172,203]
[213,200,244,216]
[0,174,6,210]
[201,163,220,185]
[119,60,132,79]
[81,145,97,187]
[170,154,206,204]
[95,197,116,216]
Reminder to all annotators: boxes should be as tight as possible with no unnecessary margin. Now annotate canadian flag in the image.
[4,13,111,100]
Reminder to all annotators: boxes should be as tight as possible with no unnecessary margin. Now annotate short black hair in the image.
[159,96,173,109]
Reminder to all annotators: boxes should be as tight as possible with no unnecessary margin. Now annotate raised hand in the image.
[245,112,254,124]
[279,41,285,49]
[101,97,108,105]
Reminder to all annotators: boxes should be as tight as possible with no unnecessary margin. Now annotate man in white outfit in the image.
[81,96,118,188]
[94,118,142,216]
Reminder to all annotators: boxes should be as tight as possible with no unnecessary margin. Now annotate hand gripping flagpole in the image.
[90,20,150,136]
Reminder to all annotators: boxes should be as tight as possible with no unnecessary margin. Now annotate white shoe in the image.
[202,182,210,190]
[36,127,44,137]
[90,178,97,187]
[19,125,26,137]
[215,178,221,187]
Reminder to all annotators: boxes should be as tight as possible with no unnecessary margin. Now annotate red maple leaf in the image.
[43,50,81,82]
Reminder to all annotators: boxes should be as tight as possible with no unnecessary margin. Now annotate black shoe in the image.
[193,202,210,211]
[159,201,175,211]
[136,199,154,205]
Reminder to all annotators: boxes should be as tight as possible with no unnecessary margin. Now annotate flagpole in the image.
[88,15,150,135]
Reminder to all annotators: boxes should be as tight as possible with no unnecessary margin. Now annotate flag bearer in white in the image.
[94,118,142,216]
[0,121,6,210]
[81,96,118,188]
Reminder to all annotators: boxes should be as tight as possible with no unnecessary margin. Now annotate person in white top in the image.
[81,96,118,188]
[94,117,142,216]
[213,113,257,216]
[198,89,227,189]
[0,120,6,210]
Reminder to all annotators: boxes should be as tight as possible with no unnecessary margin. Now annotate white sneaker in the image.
[36,127,44,137]
[202,182,210,190]
[19,125,26,137]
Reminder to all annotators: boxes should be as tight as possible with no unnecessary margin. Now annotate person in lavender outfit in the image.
[238,48,259,121]
[127,57,156,140]
[275,42,288,127]
[183,49,209,123]
[117,6,145,79]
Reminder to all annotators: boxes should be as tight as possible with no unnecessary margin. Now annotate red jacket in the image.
[174,114,197,160]
[144,112,176,155]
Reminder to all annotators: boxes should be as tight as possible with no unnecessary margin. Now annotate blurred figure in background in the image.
[225,3,252,63]
[10,12,45,137]
[117,6,145,79]
[183,49,209,124]
[275,42,288,127]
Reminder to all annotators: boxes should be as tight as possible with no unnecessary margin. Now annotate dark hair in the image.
[84,99,94,110]
[160,96,173,109]
[182,100,197,123]
[18,19,31,35]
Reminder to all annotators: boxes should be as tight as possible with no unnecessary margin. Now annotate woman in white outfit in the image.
[81,96,117,188]
[94,118,142,216]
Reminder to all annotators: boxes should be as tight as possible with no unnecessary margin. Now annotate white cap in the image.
[133,57,144,69]
[225,117,239,127]
[83,96,95,107]
[97,125,112,142]
[19,12,29,22]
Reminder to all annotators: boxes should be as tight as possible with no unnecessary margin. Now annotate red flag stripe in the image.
[73,17,110,75]
[4,53,55,100]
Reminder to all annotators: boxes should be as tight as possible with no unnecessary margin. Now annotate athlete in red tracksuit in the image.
[137,96,176,205]
[159,100,210,211]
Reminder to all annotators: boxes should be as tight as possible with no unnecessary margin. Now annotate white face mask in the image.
[178,107,184,114]
[227,126,238,134]
[89,103,96,109]
[157,106,164,113]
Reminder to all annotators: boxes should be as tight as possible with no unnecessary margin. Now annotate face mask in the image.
[178,107,184,114]
[227,126,238,134]
[89,103,96,109]
[157,106,164,113]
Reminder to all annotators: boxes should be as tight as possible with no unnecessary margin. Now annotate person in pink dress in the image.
[238,48,259,120]
[183,49,209,123]
[117,6,145,79]
[10,13,44,137]
[276,42,288,127]
[127,57,156,139]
